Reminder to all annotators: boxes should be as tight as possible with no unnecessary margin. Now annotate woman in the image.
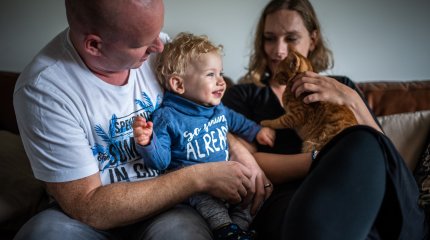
[223,0,428,239]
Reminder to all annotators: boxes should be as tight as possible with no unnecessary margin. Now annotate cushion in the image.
[414,135,430,213]
[377,110,430,170]
[0,130,49,233]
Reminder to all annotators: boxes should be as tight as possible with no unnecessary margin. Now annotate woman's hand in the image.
[290,71,382,131]
[291,71,355,105]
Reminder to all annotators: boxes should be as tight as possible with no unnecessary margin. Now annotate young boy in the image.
[133,32,275,240]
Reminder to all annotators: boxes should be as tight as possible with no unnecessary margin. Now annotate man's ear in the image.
[84,34,103,56]
[169,75,185,94]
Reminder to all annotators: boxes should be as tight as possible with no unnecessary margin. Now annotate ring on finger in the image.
[264,183,272,188]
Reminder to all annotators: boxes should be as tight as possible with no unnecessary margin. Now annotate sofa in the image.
[1,70,430,239]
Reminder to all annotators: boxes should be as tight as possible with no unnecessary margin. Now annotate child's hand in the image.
[256,127,276,147]
[133,116,153,146]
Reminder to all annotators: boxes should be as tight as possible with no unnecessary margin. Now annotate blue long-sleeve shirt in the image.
[136,91,261,170]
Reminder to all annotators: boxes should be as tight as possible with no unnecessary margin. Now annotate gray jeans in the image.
[14,204,212,240]
[190,194,252,230]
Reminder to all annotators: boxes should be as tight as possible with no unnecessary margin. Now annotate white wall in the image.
[1,0,429,82]
[163,0,268,83]
[312,0,430,82]
[0,0,68,73]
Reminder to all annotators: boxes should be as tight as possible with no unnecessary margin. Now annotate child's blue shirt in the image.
[137,91,261,170]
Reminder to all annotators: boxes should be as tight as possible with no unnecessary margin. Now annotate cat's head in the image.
[274,50,313,85]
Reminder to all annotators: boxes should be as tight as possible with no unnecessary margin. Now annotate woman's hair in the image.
[156,32,223,91]
[242,0,333,84]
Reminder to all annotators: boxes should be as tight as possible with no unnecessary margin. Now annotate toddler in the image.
[133,32,275,240]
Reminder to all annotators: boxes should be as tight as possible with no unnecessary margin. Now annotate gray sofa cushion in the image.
[0,131,49,233]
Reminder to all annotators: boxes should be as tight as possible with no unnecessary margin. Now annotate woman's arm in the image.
[253,152,312,184]
[291,71,382,132]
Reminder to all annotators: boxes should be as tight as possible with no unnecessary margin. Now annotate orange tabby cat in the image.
[261,49,358,152]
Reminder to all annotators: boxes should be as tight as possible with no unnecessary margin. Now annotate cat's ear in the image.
[287,44,295,53]
[169,75,185,94]
[289,53,297,69]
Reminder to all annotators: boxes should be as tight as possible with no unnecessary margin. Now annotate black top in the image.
[222,75,367,154]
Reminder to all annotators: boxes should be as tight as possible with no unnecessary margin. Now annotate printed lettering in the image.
[134,163,146,178]
[203,133,214,155]
[114,112,150,134]
[115,122,121,134]
[109,168,115,183]
[217,128,227,150]
[134,163,159,179]
[183,127,201,142]
[109,138,140,164]
[187,141,197,160]
[210,131,220,151]
[116,167,129,182]
[124,137,137,159]
[195,139,205,158]
[221,126,228,138]
[184,126,231,161]
[109,142,126,163]
[147,167,158,178]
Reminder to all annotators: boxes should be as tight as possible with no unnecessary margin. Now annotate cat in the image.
[260,48,358,152]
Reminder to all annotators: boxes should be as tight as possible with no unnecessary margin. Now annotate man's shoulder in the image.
[15,30,77,90]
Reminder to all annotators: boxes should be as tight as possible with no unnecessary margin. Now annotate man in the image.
[13,1,271,239]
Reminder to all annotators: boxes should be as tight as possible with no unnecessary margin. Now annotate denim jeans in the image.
[14,204,212,240]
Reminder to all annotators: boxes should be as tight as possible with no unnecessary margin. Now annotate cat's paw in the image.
[261,118,287,129]
[260,119,273,128]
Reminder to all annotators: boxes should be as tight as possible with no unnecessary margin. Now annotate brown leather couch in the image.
[358,80,430,116]
[1,70,429,239]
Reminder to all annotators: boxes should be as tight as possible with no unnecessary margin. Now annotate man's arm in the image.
[227,133,272,215]
[47,160,252,230]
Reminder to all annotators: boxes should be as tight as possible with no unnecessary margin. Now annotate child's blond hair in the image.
[156,32,223,91]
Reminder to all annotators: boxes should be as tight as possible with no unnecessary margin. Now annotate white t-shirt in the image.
[14,29,168,185]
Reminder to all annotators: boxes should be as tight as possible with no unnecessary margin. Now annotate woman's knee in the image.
[313,126,387,182]
[321,126,385,163]
[327,126,383,149]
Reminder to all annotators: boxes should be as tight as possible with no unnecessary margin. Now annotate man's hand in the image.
[256,127,276,147]
[133,116,153,146]
[194,161,253,204]
[228,133,273,215]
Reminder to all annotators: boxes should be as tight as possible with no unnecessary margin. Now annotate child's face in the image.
[182,52,226,106]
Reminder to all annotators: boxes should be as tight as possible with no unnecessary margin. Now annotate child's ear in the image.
[169,75,185,94]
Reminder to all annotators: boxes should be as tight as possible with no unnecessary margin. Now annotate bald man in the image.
[13,1,271,239]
